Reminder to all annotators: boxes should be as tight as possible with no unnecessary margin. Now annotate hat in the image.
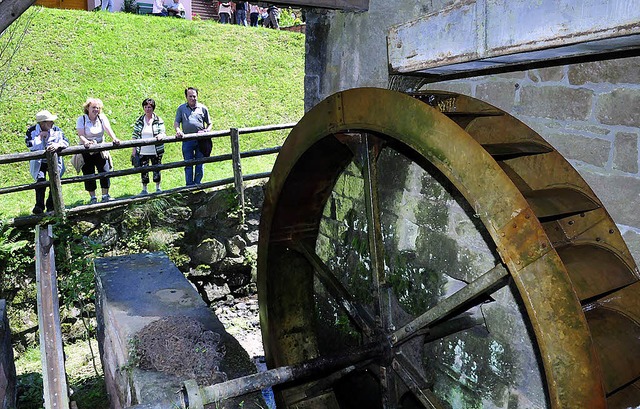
[35,110,58,122]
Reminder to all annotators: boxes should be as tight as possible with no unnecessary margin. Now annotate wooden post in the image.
[46,150,66,220]
[35,225,70,409]
[230,128,245,223]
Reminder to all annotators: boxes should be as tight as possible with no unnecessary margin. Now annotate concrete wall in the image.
[304,0,640,266]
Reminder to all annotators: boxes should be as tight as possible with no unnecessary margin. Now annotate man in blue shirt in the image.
[174,87,212,186]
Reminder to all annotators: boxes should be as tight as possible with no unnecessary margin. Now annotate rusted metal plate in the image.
[585,306,640,394]
[388,0,640,76]
[556,245,637,301]
[607,379,640,409]
[523,187,601,220]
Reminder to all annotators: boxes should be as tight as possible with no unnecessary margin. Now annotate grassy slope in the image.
[0,7,304,217]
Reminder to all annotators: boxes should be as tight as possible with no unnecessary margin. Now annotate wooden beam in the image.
[0,0,36,34]
[272,0,368,11]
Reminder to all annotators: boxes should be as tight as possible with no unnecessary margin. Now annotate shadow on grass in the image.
[16,372,109,409]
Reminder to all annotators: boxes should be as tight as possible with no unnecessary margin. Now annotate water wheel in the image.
[257,88,640,408]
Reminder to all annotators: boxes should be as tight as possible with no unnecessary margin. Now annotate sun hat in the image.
[35,110,58,122]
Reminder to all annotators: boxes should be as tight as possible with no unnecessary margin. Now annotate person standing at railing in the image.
[76,98,121,204]
[174,87,212,186]
[131,98,166,195]
[25,110,69,214]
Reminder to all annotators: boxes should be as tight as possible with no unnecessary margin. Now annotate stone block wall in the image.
[304,0,640,265]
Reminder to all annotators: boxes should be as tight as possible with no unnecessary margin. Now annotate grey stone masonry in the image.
[0,300,15,409]
[568,57,640,85]
[614,132,639,174]
[596,88,640,127]
[518,86,594,121]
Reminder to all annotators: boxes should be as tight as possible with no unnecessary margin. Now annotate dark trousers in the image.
[35,162,54,211]
[250,12,259,26]
[81,152,110,192]
[139,153,163,184]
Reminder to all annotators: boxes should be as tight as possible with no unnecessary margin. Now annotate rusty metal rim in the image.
[258,87,606,408]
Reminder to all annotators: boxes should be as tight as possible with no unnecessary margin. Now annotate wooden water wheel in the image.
[257,88,640,408]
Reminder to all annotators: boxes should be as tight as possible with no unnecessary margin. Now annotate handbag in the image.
[101,150,114,171]
[198,137,213,157]
[70,154,84,173]
[131,153,141,167]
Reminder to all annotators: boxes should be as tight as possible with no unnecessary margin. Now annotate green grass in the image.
[16,340,108,409]
[0,7,304,218]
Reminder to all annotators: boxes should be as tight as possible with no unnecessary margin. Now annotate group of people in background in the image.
[217,2,281,28]
[24,87,212,214]
[151,0,186,18]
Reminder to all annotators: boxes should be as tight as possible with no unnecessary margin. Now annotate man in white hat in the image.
[25,110,69,214]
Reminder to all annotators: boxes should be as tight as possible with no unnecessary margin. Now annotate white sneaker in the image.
[101,194,111,202]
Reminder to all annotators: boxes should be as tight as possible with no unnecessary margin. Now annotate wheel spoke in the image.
[393,352,447,409]
[421,308,487,343]
[292,240,377,337]
[391,263,509,346]
[356,134,394,333]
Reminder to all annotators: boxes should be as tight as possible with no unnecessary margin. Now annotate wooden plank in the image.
[230,128,245,222]
[46,151,66,220]
[35,225,70,409]
[0,0,36,35]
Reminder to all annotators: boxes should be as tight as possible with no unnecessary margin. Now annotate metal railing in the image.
[0,122,296,225]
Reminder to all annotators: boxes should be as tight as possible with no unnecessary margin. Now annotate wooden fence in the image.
[0,122,296,225]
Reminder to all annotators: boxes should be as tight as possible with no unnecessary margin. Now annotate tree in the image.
[0,6,39,100]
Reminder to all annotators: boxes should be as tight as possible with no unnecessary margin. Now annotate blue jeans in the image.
[219,13,230,24]
[236,9,247,26]
[102,0,113,11]
[182,139,204,185]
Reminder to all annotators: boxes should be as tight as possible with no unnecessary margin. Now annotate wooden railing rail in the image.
[0,122,296,225]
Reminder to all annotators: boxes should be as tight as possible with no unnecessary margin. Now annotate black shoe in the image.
[32,206,44,214]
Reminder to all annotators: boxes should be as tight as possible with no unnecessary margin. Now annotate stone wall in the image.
[80,185,263,306]
[304,0,640,266]
[0,300,16,409]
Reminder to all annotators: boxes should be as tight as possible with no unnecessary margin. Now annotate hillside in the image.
[0,7,305,217]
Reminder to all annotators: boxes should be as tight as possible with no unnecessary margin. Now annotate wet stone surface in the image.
[214,295,264,359]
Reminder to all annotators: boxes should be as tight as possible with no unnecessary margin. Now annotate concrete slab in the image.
[95,252,264,408]
[388,0,640,75]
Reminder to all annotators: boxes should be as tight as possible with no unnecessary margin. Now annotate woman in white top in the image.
[218,2,232,24]
[76,97,121,204]
[131,98,166,195]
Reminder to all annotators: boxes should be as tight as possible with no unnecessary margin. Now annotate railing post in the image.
[36,225,70,409]
[230,128,245,223]
[46,150,66,220]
